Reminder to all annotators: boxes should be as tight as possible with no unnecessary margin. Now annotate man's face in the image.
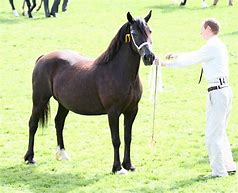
[200,24,213,40]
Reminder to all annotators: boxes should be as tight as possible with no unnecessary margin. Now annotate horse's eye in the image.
[131,32,138,37]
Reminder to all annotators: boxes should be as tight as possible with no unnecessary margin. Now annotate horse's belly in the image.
[55,93,106,115]
[68,104,107,115]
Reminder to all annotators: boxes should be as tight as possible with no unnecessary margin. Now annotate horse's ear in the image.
[127,12,135,24]
[144,10,152,23]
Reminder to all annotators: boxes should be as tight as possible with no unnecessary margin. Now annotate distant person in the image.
[51,0,69,17]
[161,19,236,177]
[213,0,233,6]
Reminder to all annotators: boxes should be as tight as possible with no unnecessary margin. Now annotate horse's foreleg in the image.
[122,107,138,172]
[55,103,69,161]
[108,109,125,174]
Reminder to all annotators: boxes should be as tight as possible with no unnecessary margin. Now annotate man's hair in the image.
[203,19,220,35]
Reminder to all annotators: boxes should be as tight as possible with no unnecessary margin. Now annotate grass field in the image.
[1,0,238,192]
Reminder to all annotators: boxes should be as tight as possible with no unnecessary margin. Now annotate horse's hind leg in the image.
[55,103,70,161]
[180,0,187,6]
[24,0,32,17]
[122,107,138,172]
[24,99,50,164]
[29,0,37,14]
[108,109,127,174]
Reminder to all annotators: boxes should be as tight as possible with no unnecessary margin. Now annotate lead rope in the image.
[151,57,162,145]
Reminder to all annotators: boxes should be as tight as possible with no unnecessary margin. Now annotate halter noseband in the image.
[130,31,151,51]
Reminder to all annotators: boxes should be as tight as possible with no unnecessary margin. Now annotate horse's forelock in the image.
[134,18,148,38]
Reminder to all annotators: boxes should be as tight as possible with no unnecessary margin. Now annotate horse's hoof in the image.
[129,165,136,172]
[122,162,136,172]
[115,168,128,175]
[25,159,36,164]
[13,10,19,17]
[56,147,70,161]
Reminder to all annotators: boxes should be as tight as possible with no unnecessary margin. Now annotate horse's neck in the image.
[113,44,141,81]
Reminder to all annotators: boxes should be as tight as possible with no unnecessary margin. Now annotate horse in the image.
[24,11,155,174]
[180,0,233,6]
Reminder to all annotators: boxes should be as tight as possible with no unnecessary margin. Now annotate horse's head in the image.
[127,11,155,66]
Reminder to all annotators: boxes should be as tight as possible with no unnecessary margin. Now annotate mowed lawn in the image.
[0,0,238,192]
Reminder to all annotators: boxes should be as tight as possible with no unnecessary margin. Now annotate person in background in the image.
[161,18,236,177]
[51,0,69,17]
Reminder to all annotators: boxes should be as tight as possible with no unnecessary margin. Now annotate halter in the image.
[125,29,151,52]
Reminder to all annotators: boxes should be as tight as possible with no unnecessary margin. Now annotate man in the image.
[161,19,236,177]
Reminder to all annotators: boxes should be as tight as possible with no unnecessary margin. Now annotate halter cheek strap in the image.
[125,33,151,51]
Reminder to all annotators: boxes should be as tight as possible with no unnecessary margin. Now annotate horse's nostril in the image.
[143,54,148,61]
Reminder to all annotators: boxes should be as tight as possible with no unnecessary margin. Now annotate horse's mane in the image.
[94,22,130,65]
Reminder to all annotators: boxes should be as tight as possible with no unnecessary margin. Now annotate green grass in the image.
[1,0,238,192]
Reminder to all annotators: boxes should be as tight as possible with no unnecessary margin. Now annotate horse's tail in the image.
[39,100,50,128]
[35,54,50,128]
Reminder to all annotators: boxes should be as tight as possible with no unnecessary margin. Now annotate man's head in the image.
[201,19,220,40]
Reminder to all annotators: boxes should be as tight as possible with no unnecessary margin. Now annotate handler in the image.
[161,18,236,177]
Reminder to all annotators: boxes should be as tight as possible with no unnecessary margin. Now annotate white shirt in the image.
[165,36,229,84]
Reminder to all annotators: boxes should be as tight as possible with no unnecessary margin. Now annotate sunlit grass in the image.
[1,0,238,192]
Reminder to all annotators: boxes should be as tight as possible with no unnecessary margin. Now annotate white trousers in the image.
[206,86,236,176]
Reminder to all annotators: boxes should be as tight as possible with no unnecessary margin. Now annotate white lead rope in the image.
[150,57,163,144]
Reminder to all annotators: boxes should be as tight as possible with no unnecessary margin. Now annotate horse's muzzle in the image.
[143,53,155,66]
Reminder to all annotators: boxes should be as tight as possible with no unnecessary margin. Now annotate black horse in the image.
[24,11,155,174]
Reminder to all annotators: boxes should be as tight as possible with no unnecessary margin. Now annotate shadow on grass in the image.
[222,31,238,37]
[146,4,231,13]
[146,4,185,13]
[168,174,222,192]
[0,164,108,193]
[0,11,51,25]
[232,147,238,161]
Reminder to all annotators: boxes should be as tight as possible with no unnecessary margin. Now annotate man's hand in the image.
[165,53,178,60]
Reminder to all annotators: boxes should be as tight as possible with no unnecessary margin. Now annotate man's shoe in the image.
[228,170,236,175]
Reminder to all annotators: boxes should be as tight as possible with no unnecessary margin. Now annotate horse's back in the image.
[36,50,94,68]
[33,50,106,114]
